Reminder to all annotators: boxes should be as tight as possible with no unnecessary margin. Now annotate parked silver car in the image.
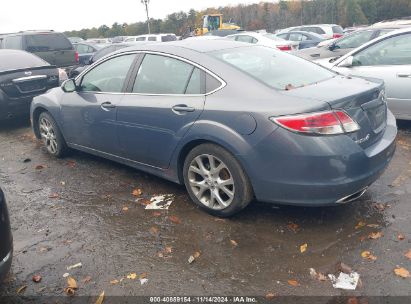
[322,28,411,120]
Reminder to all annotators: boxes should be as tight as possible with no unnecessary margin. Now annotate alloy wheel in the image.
[39,117,58,154]
[188,154,235,210]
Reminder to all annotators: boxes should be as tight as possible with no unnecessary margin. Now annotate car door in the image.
[60,53,139,154]
[117,53,206,169]
[334,33,411,118]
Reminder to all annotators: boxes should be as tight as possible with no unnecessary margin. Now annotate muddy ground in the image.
[0,119,410,303]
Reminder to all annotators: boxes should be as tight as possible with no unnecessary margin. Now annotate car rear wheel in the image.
[183,144,253,217]
[38,112,68,158]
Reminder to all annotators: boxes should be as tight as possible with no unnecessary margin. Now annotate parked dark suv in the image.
[0,186,12,282]
[0,31,78,70]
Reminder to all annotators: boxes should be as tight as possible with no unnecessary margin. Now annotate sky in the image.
[1,0,261,33]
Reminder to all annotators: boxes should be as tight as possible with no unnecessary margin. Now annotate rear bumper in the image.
[0,249,12,282]
[242,110,397,206]
[0,91,32,121]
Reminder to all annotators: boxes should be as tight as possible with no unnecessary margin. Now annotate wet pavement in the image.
[0,119,410,302]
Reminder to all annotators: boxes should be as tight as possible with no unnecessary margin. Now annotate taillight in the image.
[277,45,292,51]
[333,33,343,39]
[270,110,360,135]
[75,51,79,63]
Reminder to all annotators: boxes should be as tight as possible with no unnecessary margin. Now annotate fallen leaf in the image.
[405,250,411,260]
[265,293,276,300]
[61,181,66,186]
[149,226,159,236]
[66,160,76,168]
[165,246,172,254]
[359,236,367,242]
[35,165,45,170]
[153,211,162,217]
[394,267,410,278]
[132,189,143,196]
[110,279,119,285]
[193,251,201,258]
[373,203,386,212]
[127,273,137,280]
[355,221,366,229]
[49,192,59,199]
[95,291,105,304]
[63,273,70,278]
[361,251,377,261]
[368,232,383,240]
[168,215,182,225]
[16,285,27,294]
[122,206,129,212]
[188,253,200,264]
[140,273,147,279]
[336,262,353,274]
[300,243,308,253]
[32,274,42,283]
[347,298,359,304]
[82,276,92,283]
[287,222,299,233]
[317,273,327,281]
[366,224,380,228]
[37,286,47,292]
[67,277,78,289]
[64,287,76,296]
[230,240,238,247]
[398,233,405,241]
[287,280,299,287]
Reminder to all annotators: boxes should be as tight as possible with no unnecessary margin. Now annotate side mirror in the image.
[61,79,77,93]
[328,42,336,51]
[338,56,353,68]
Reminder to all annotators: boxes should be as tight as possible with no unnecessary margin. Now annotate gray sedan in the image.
[326,28,411,120]
[30,40,396,217]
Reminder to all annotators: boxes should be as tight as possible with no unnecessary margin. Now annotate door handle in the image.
[172,105,195,113]
[397,73,411,78]
[101,101,116,110]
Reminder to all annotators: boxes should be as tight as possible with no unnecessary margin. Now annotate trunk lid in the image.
[0,66,59,99]
[282,75,387,149]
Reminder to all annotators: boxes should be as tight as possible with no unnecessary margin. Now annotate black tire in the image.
[38,112,68,158]
[183,143,253,217]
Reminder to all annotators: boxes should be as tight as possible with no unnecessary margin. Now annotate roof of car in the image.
[118,39,252,54]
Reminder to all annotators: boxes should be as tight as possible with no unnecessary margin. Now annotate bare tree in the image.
[141,0,151,34]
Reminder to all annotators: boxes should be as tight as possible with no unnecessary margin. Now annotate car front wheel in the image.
[38,112,68,158]
[183,143,253,217]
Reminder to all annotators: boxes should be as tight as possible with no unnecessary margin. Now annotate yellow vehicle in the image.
[195,14,241,36]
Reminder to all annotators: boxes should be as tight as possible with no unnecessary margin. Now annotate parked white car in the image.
[226,32,298,51]
[291,24,344,39]
[323,28,411,120]
[124,34,177,43]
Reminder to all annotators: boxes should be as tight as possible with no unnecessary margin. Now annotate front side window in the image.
[133,54,201,94]
[212,46,335,90]
[136,37,146,41]
[236,35,254,43]
[289,33,303,41]
[148,37,157,41]
[352,33,411,66]
[80,54,136,93]
[335,30,374,49]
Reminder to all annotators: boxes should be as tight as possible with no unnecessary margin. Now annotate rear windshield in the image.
[211,46,335,90]
[26,34,73,52]
[332,26,344,34]
[263,33,284,41]
[0,50,49,72]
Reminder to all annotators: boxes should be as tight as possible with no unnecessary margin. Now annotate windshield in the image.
[211,46,335,90]
[26,34,73,52]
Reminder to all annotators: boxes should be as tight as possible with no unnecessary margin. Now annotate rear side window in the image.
[80,54,136,93]
[133,54,199,94]
[185,68,203,94]
[161,35,177,42]
[206,74,222,93]
[148,37,157,41]
[4,36,22,49]
[136,37,146,41]
[25,34,73,52]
